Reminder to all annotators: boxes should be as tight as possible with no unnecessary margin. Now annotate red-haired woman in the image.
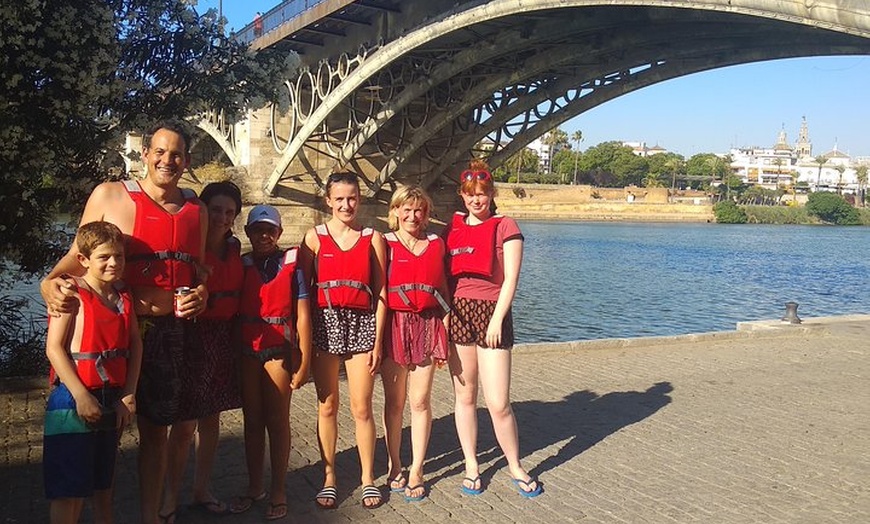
[444,159,542,498]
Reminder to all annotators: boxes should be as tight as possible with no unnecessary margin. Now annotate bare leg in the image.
[192,414,221,505]
[380,357,408,488]
[50,498,84,524]
[161,420,196,517]
[477,348,536,491]
[406,361,436,493]
[262,357,292,508]
[238,354,267,500]
[137,416,169,524]
[344,352,378,506]
[313,351,340,507]
[92,487,114,524]
[449,343,481,488]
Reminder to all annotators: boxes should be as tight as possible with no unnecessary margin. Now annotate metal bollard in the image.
[781,301,801,324]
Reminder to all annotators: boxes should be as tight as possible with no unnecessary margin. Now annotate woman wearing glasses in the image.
[300,172,388,510]
[444,159,542,498]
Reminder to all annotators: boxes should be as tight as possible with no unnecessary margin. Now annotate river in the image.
[514,221,869,343]
[5,222,869,346]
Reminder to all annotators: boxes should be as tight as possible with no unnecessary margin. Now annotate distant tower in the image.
[795,116,812,157]
[773,124,792,153]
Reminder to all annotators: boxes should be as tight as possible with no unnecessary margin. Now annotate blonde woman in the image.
[381,185,450,502]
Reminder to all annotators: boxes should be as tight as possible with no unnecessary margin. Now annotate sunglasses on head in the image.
[460,170,492,182]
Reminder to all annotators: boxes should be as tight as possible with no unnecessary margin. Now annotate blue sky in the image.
[197,1,870,158]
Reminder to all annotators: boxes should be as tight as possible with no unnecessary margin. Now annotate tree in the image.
[835,165,846,195]
[541,127,569,176]
[856,164,868,207]
[814,155,828,189]
[686,153,729,190]
[571,130,583,184]
[806,192,860,225]
[502,147,540,183]
[578,141,648,187]
[713,200,748,224]
[646,152,685,189]
[0,0,299,279]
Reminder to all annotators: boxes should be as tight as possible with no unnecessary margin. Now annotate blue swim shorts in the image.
[43,383,120,499]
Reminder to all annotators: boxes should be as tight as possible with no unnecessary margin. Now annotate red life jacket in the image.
[315,224,373,310]
[445,212,503,278]
[200,237,244,321]
[123,180,202,289]
[385,232,449,314]
[61,278,132,389]
[239,248,299,352]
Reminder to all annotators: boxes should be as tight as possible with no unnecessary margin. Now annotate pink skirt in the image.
[387,309,449,367]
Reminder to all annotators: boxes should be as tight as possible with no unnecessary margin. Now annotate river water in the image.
[5,222,869,346]
[514,221,869,343]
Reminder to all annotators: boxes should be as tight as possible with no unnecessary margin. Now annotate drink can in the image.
[174,286,192,317]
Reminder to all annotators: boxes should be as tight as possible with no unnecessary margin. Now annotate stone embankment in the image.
[494,183,715,222]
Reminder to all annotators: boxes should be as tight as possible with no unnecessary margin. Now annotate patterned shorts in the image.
[313,306,377,356]
[449,296,514,350]
[136,315,202,425]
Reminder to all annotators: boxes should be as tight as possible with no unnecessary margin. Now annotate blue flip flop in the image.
[404,483,428,502]
[511,477,543,498]
[460,475,483,496]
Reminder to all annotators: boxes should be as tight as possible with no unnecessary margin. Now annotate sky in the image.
[196,1,870,158]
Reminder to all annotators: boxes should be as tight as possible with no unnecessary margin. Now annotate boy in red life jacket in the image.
[230,205,312,521]
[43,221,143,524]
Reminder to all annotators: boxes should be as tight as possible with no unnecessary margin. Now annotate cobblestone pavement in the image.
[2,316,868,523]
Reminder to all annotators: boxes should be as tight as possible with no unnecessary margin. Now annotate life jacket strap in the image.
[240,315,288,325]
[207,290,240,307]
[73,349,129,385]
[127,250,195,263]
[449,246,474,256]
[389,283,450,314]
[318,279,373,310]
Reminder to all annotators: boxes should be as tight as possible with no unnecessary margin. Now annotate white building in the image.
[730,118,865,194]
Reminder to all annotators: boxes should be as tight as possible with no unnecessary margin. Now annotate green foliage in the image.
[0,0,299,278]
[806,192,861,225]
[1,1,300,369]
[0,295,47,377]
[713,200,748,224]
[576,141,648,187]
[743,205,813,225]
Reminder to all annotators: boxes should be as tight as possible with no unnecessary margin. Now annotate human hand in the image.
[176,285,208,319]
[485,317,502,349]
[290,361,310,390]
[367,347,382,375]
[74,392,103,425]
[115,394,136,429]
[42,276,78,317]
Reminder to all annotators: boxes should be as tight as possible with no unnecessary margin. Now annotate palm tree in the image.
[814,155,828,190]
[856,164,868,207]
[542,127,568,176]
[835,165,846,195]
[571,130,583,184]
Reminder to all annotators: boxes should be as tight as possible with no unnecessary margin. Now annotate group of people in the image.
[39,121,542,524]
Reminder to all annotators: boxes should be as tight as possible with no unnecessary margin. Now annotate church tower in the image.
[795,116,812,158]
[773,124,792,153]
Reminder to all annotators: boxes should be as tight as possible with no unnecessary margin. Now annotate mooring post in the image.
[782,301,801,324]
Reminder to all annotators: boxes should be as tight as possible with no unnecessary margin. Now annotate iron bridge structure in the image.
[196,0,870,199]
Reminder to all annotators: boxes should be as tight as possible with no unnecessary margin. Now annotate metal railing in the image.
[234,0,328,45]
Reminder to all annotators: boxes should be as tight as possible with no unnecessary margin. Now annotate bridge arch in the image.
[259,0,870,195]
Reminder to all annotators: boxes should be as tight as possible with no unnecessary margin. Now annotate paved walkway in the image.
[2,316,868,523]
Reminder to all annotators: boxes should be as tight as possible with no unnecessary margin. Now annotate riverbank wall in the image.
[493,183,715,222]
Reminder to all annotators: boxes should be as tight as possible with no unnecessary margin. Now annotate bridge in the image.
[185,0,870,225]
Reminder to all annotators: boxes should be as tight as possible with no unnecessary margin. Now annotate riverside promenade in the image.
[2,315,868,523]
